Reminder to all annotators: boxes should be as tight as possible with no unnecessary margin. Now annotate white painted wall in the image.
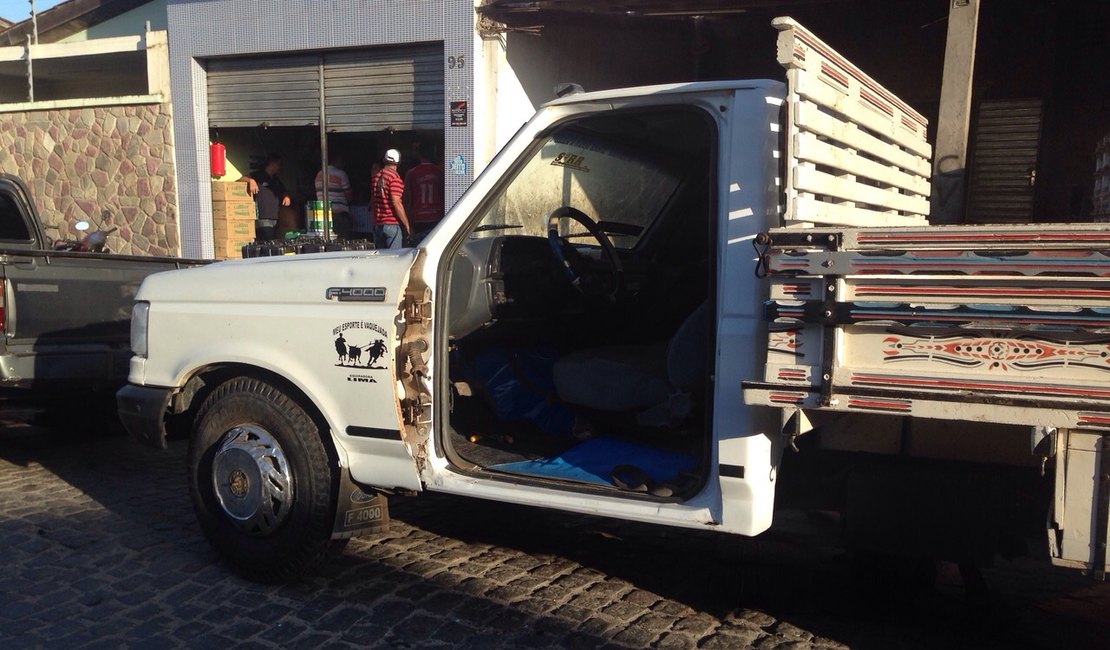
[59,0,168,42]
[473,33,533,177]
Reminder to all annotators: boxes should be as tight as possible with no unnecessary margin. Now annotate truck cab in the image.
[118,75,787,581]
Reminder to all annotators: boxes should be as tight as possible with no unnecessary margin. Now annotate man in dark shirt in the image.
[242,153,289,240]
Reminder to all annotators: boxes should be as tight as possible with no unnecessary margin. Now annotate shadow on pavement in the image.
[388,487,1110,650]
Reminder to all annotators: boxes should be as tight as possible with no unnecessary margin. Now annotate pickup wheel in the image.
[188,377,337,583]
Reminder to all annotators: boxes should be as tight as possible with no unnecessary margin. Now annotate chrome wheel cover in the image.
[211,425,294,536]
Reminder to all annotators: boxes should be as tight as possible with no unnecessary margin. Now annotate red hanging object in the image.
[209,141,226,178]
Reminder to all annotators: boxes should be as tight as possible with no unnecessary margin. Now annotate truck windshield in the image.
[470,108,708,249]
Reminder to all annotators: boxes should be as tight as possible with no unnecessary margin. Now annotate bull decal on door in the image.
[333,321,390,370]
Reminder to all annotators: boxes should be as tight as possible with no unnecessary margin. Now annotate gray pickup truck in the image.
[0,173,202,415]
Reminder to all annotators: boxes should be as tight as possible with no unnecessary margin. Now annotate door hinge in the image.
[403,294,432,324]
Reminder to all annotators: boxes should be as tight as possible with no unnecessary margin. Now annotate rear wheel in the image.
[188,376,337,582]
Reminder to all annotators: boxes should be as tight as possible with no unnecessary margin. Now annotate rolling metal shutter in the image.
[965,99,1043,224]
[205,45,443,132]
[207,55,321,128]
[323,45,443,132]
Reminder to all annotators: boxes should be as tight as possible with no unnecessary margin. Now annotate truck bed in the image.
[0,247,205,393]
[743,223,1110,431]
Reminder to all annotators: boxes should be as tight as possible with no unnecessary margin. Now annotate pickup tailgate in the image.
[743,223,1110,430]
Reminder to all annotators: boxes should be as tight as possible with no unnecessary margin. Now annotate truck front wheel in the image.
[188,377,337,582]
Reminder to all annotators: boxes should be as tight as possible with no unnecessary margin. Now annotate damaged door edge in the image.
[397,248,434,474]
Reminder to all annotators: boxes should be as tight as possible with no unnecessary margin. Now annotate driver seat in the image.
[552,302,710,427]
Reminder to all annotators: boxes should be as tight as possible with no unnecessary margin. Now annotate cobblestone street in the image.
[1,415,1107,649]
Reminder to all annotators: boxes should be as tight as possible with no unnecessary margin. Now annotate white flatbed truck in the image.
[118,18,1107,583]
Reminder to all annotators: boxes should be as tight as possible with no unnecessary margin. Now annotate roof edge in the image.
[0,0,151,46]
[543,78,784,107]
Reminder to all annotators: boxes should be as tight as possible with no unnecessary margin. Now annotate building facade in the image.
[169,0,478,258]
[165,0,701,257]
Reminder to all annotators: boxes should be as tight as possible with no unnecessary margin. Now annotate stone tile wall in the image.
[0,103,180,257]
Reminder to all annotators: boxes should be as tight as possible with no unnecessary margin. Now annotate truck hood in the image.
[136,248,419,305]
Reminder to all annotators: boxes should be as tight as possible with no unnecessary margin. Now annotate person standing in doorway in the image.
[404,147,444,243]
[314,153,353,239]
[241,153,289,240]
[371,149,411,249]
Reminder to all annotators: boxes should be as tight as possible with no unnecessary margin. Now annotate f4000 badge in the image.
[326,287,386,302]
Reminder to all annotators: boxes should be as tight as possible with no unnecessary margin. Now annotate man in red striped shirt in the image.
[371,149,411,249]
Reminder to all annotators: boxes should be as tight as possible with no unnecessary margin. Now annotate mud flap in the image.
[332,465,390,540]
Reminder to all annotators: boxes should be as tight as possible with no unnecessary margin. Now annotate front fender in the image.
[135,251,424,491]
[169,339,422,491]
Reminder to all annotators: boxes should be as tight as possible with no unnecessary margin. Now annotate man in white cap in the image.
[371,148,411,249]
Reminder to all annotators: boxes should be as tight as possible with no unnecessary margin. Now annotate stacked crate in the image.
[211,181,257,259]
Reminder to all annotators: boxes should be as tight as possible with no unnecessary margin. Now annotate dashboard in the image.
[447,235,572,338]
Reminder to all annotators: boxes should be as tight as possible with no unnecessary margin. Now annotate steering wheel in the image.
[546,206,623,299]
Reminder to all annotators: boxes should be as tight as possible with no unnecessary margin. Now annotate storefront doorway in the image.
[205,44,445,239]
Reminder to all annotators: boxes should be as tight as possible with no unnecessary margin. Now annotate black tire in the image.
[189,376,337,583]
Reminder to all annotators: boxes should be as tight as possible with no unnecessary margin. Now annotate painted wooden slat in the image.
[795,133,931,196]
[793,166,930,215]
[791,73,931,159]
[790,196,927,227]
[794,102,931,178]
